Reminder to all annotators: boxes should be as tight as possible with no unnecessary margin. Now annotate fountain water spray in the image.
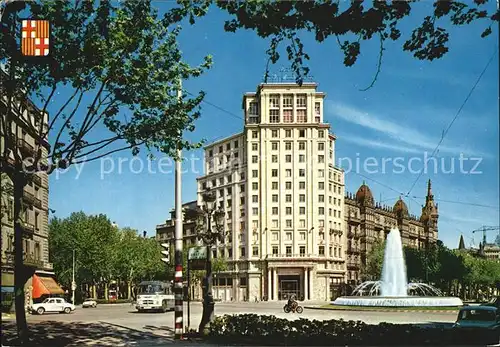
[380,228,408,296]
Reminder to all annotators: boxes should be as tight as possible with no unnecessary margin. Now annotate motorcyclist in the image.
[287,294,297,311]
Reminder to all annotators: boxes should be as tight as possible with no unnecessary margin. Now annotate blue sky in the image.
[48,2,499,249]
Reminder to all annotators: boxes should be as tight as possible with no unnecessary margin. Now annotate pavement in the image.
[1,301,459,346]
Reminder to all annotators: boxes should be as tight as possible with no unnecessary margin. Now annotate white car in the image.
[31,298,75,315]
[82,298,97,308]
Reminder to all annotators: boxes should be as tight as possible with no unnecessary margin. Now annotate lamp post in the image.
[186,188,225,334]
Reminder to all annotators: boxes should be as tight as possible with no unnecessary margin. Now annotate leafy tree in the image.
[115,228,143,299]
[362,240,384,280]
[166,0,498,86]
[1,0,210,339]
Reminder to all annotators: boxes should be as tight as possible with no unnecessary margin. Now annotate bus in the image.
[135,281,174,313]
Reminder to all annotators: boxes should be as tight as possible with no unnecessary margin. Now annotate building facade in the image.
[344,180,439,285]
[1,74,60,310]
[196,82,346,301]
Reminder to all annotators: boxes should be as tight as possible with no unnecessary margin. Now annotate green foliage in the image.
[207,314,499,346]
[164,1,498,86]
[211,256,228,274]
[362,240,384,280]
[49,212,166,289]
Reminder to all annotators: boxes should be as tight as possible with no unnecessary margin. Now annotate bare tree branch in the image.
[44,87,81,139]
[359,34,385,92]
[71,141,147,165]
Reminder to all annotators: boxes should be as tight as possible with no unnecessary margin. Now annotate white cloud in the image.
[328,102,491,158]
[339,134,424,154]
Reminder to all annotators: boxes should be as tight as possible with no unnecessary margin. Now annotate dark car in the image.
[453,306,500,346]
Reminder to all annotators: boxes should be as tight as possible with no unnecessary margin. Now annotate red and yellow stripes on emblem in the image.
[21,20,49,56]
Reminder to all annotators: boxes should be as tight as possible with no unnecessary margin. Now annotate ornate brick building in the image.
[344,180,439,284]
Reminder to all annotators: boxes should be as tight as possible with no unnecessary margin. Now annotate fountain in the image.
[332,228,463,307]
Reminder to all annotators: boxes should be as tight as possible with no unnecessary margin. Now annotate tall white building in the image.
[197,82,345,301]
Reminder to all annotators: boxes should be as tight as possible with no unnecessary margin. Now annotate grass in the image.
[319,304,461,311]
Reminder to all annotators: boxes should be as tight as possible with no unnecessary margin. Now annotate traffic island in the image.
[305,304,461,313]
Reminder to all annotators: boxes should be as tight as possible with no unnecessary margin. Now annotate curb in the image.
[304,306,459,313]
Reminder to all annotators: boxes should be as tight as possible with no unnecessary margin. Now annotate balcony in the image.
[17,138,34,156]
[347,261,359,270]
[347,215,361,224]
[348,247,360,254]
[32,174,41,186]
[3,251,44,268]
[267,253,318,260]
[329,228,343,236]
[22,221,35,234]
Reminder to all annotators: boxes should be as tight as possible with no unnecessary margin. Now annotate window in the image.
[252,182,258,190]
[272,220,279,228]
[299,182,305,189]
[299,219,306,228]
[286,207,292,215]
[285,182,292,190]
[283,94,293,107]
[272,169,278,177]
[272,182,279,190]
[299,129,305,137]
[299,155,305,163]
[272,194,278,202]
[209,149,213,157]
[285,194,292,202]
[252,131,258,138]
[296,94,307,107]
[252,156,258,163]
[285,169,292,177]
[315,102,321,115]
[240,172,245,180]
[227,175,232,183]
[249,102,258,115]
[252,143,258,151]
[219,146,223,153]
[319,246,325,256]
[319,207,324,215]
[272,207,278,215]
[300,246,306,256]
[270,94,280,108]
[252,220,259,229]
[286,233,292,241]
[212,179,216,187]
[252,195,258,203]
[227,199,232,208]
[252,247,259,256]
[283,110,293,123]
[252,208,258,215]
[319,194,324,202]
[286,246,292,256]
[226,143,231,151]
[319,182,324,190]
[285,155,292,163]
[241,247,246,257]
[286,220,292,228]
[299,169,305,177]
[318,155,325,163]
[272,155,278,163]
[272,246,279,255]
[240,277,247,286]
[318,143,325,151]
[271,130,278,138]
[285,142,292,150]
[319,130,324,138]
[299,207,305,215]
[285,130,292,138]
[252,170,258,178]
[300,232,306,241]
[296,110,307,123]
[299,142,305,150]
[318,169,324,177]
[299,194,305,202]
[271,142,278,150]
[234,140,239,148]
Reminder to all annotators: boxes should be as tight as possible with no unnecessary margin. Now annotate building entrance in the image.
[278,275,301,300]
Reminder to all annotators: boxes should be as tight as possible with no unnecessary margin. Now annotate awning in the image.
[1,286,14,293]
[32,274,65,299]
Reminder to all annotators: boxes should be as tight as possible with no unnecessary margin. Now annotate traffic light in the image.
[161,243,170,263]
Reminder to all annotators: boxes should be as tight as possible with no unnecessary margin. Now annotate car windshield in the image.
[42,299,50,303]
[459,309,496,321]
[138,284,163,294]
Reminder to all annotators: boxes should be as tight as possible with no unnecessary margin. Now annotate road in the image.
[27,301,458,338]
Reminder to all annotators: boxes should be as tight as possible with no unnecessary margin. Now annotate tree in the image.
[115,228,143,300]
[1,0,210,340]
[211,256,228,299]
[362,240,384,280]
[166,1,498,87]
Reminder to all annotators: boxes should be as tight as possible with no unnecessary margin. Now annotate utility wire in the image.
[405,46,498,197]
[411,196,500,210]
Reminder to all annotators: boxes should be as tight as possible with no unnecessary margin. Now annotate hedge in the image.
[207,314,499,346]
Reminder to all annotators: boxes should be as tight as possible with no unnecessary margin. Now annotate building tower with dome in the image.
[343,179,438,285]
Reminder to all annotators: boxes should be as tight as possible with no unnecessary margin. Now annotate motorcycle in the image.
[283,301,303,314]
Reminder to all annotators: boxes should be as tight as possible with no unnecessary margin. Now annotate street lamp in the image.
[186,188,225,334]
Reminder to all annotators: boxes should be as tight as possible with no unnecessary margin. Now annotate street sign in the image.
[188,247,206,261]
[71,281,76,291]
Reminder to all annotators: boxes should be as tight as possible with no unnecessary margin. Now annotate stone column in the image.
[267,268,272,300]
[273,268,278,300]
[304,268,309,300]
[309,268,314,300]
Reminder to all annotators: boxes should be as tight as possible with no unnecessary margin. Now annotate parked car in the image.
[453,305,500,345]
[31,298,76,315]
[82,298,97,308]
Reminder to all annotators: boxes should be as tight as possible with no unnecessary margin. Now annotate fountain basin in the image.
[332,296,464,307]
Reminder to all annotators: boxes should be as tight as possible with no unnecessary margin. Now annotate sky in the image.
[47,2,499,249]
